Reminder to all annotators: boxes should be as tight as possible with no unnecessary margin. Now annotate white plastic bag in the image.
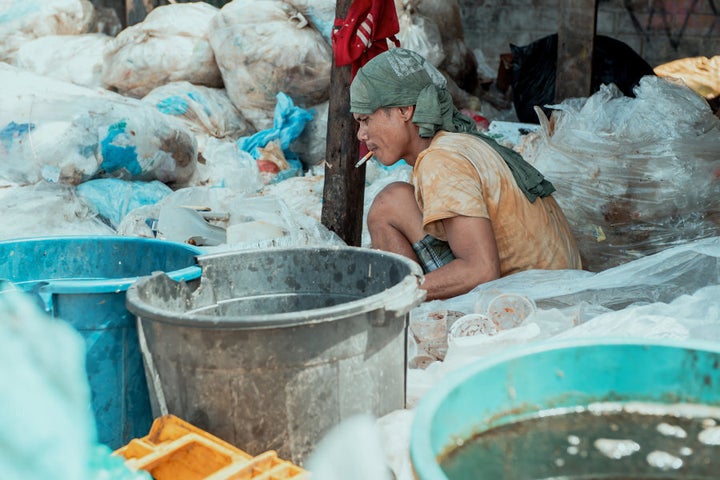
[142,82,254,139]
[396,10,445,67]
[13,33,111,88]
[209,0,332,130]
[103,2,223,98]
[189,137,263,193]
[0,64,197,186]
[0,0,95,62]
[293,100,328,168]
[394,0,476,91]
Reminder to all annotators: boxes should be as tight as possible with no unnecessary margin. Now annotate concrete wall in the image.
[458,0,720,73]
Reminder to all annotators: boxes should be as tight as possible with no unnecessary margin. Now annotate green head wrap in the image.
[349,48,556,202]
[350,48,476,138]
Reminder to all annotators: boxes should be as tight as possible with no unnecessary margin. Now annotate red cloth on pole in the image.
[332,0,400,78]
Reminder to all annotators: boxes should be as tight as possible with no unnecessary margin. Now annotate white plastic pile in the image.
[0,0,343,251]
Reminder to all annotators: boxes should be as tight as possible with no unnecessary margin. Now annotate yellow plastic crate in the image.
[114,415,309,480]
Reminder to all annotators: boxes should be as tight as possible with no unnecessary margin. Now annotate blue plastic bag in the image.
[77,178,173,228]
[237,92,313,181]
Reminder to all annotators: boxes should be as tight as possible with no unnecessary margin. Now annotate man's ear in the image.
[398,105,415,122]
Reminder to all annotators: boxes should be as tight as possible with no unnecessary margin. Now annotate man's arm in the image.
[420,215,500,301]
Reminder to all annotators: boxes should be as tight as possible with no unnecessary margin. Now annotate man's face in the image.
[353,107,413,166]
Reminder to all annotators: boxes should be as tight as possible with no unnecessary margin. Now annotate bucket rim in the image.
[126,245,426,329]
[0,235,203,293]
[409,337,720,480]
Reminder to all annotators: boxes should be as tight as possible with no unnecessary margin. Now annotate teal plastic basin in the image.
[410,338,720,479]
[0,235,202,449]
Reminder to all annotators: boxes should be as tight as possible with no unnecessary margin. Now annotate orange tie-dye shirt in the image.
[412,131,582,276]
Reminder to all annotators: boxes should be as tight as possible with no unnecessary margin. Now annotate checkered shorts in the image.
[412,235,456,273]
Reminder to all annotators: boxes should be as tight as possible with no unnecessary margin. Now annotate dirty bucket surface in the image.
[126,246,425,464]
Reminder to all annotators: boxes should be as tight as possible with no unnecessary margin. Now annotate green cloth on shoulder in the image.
[350,48,555,202]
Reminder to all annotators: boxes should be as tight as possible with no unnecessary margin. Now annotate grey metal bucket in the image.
[125,246,425,464]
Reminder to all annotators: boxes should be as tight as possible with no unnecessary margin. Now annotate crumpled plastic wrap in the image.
[209,0,332,131]
[0,183,115,240]
[103,2,223,98]
[117,186,344,251]
[0,63,197,187]
[394,2,445,67]
[0,0,95,62]
[523,76,720,271]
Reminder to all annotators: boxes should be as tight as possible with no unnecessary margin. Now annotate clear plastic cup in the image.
[474,292,537,330]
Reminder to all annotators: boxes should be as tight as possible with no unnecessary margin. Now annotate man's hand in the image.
[421,215,500,300]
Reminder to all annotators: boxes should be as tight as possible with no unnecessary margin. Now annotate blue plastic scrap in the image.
[155,96,189,115]
[236,92,313,181]
[77,178,173,228]
[0,121,35,150]
[99,121,142,176]
[155,91,212,117]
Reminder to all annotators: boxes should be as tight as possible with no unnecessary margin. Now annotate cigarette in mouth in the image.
[355,151,373,168]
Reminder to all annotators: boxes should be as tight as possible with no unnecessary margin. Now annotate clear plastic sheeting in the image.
[12,33,112,88]
[261,174,324,222]
[209,0,332,131]
[305,415,393,480]
[524,76,720,271]
[0,183,114,240]
[362,161,413,248]
[102,2,223,98]
[405,236,720,405]
[0,64,197,186]
[0,0,95,62]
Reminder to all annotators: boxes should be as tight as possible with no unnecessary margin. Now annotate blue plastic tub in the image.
[410,338,720,480]
[0,236,202,449]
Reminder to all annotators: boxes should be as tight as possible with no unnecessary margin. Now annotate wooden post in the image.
[555,0,598,102]
[320,0,365,247]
